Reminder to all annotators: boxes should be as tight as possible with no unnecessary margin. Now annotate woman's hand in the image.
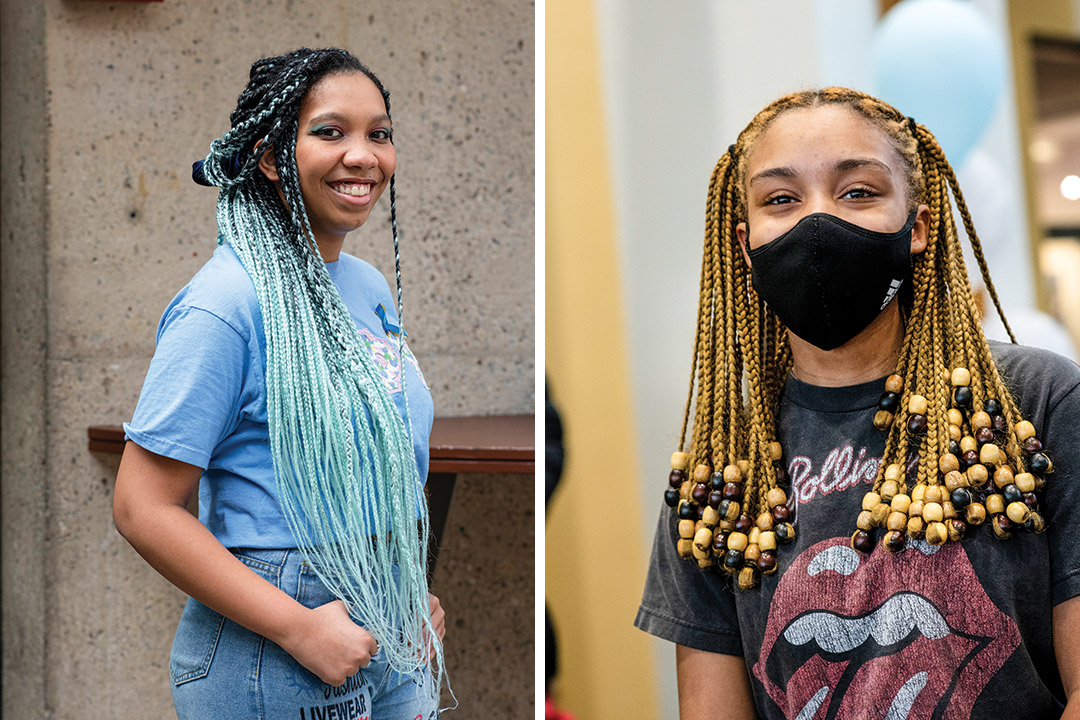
[281,600,380,686]
[428,592,447,661]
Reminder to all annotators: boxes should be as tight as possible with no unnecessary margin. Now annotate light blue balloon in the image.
[872,0,1007,166]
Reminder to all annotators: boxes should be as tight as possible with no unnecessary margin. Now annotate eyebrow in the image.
[307,112,392,127]
[748,157,893,187]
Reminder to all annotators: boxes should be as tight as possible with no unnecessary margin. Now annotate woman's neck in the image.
[788,302,905,387]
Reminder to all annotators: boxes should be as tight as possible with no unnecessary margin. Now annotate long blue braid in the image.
[199,48,444,698]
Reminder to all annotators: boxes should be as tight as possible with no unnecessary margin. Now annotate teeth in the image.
[332,183,371,197]
[807,545,860,577]
[783,594,949,653]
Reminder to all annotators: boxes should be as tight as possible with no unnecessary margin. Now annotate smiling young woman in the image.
[635,88,1080,720]
[112,48,445,719]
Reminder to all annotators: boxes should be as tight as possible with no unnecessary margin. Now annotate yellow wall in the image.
[545,0,660,718]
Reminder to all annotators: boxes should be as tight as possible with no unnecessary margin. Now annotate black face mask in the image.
[746,210,917,351]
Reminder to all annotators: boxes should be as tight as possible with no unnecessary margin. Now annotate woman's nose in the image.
[343,139,378,168]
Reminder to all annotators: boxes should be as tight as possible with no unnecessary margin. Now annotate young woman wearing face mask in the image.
[113,48,445,719]
[635,88,1080,719]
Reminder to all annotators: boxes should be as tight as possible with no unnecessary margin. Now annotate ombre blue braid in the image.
[197,49,445,699]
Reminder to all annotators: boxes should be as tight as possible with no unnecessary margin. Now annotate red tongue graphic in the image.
[754,537,1020,720]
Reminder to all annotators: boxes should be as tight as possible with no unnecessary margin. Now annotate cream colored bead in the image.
[887,511,908,531]
[871,503,891,527]
[694,527,714,552]
[942,501,958,520]
[966,464,989,488]
[1006,502,1031,525]
[980,443,1002,467]
[677,538,693,557]
[909,394,928,415]
[960,436,978,454]
[880,480,901,502]
[993,466,1014,489]
[702,506,720,527]
[907,516,925,537]
[885,374,904,394]
[678,519,696,539]
[723,464,742,483]
[756,513,774,531]
[758,531,777,551]
[986,493,1005,515]
[748,527,761,545]
[971,411,991,431]
[738,567,757,590]
[727,531,748,552]
[948,424,962,442]
[922,502,944,523]
[911,484,926,502]
[891,494,912,514]
[744,544,761,564]
[862,491,882,511]
[925,521,948,546]
[722,500,741,521]
[950,367,971,387]
[856,510,874,531]
[693,464,712,483]
[965,503,986,525]
[671,451,689,470]
[924,485,943,505]
[939,454,960,475]
[680,480,691,499]
[697,556,713,568]
[692,543,710,561]
[1015,472,1036,493]
[948,408,965,427]
[908,499,925,519]
[768,442,783,461]
[767,487,788,508]
[944,470,966,492]
[884,464,904,483]
[1015,420,1036,441]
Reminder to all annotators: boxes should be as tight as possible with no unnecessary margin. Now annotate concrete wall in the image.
[1,1,534,718]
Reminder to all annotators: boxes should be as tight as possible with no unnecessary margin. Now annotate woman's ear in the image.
[911,203,930,255]
[255,139,279,183]
[736,221,753,268]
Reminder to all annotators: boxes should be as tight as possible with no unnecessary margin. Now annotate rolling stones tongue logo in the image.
[753,537,1020,719]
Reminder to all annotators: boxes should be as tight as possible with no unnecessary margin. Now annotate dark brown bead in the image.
[991,414,1008,433]
[879,391,900,412]
[709,471,725,490]
[774,463,788,486]
[757,551,777,573]
[954,386,973,407]
[712,531,727,552]
[984,398,1002,416]
[696,504,705,520]
[995,514,1014,532]
[664,488,679,507]
[668,470,685,488]
[775,522,796,544]
[771,504,792,523]
[723,549,743,570]
[1029,453,1051,475]
[708,490,723,509]
[722,482,744,501]
[691,483,709,504]
[950,487,972,508]
[851,530,875,554]
[1023,437,1043,454]
[949,440,962,457]
[908,414,928,434]
[961,450,979,468]
[1002,484,1023,504]
[733,514,754,534]
[1023,492,1039,511]
[882,530,906,552]
[948,519,968,542]
[677,501,695,519]
[976,427,995,445]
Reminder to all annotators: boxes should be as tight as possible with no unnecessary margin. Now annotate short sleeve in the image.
[635,503,745,655]
[124,305,251,469]
[1045,380,1080,605]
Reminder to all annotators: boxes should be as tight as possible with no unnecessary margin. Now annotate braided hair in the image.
[198,48,442,688]
[666,87,1052,591]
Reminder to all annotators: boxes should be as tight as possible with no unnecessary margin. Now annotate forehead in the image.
[299,71,387,119]
[746,104,902,176]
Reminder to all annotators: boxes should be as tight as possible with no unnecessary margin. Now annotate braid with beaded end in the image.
[199,48,446,697]
[663,87,1052,591]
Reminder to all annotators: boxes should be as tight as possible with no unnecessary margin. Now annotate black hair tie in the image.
[191,153,245,187]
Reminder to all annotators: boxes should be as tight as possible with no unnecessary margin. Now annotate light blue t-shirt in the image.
[125,243,434,549]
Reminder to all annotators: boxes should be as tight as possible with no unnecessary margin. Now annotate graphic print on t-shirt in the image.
[356,328,428,393]
[751,536,1021,720]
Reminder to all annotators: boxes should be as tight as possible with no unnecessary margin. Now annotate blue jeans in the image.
[169,548,438,720]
